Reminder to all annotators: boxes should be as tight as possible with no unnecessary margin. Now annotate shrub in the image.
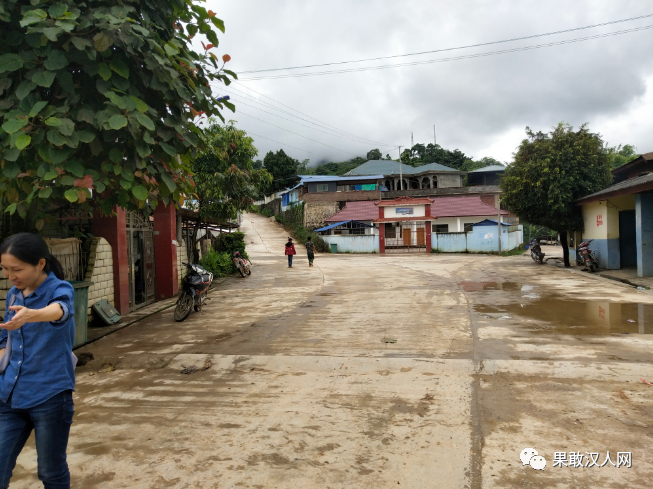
[199,249,235,277]
[260,208,275,217]
[213,231,248,258]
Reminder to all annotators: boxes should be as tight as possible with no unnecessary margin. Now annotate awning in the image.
[314,220,375,232]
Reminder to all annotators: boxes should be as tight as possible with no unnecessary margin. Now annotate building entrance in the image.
[127,212,156,310]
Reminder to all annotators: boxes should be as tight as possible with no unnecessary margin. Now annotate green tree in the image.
[187,120,271,260]
[263,149,299,192]
[0,0,235,231]
[366,148,382,160]
[606,144,638,169]
[500,123,612,266]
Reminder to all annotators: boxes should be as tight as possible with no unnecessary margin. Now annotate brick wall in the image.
[304,202,339,229]
[302,190,380,203]
[177,239,188,288]
[85,237,115,319]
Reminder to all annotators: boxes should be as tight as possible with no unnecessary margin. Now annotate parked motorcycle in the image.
[529,238,545,264]
[174,262,213,322]
[576,240,599,273]
[232,251,251,277]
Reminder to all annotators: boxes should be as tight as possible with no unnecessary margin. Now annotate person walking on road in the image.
[0,233,76,489]
[285,237,296,268]
[305,237,316,267]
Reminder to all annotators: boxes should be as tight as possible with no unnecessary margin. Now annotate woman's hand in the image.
[2,303,64,331]
[3,305,32,330]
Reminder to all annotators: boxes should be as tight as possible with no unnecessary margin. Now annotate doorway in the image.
[127,212,156,310]
[619,210,637,268]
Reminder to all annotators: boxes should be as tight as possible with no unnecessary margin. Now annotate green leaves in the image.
[38,187,53,198]
[93,32,113,52]
[0,54,24,74]
[64,188,79,202]
[48,4,68,19]
[1,118,29,134]
[31,70,56,87]
[15,135,31,150]
[44,50,68,71]
[28,101,48,117]
[15,81,36,100]
[108,114,128,130]
[98,63,112,81]
[131,185,148,201]
[134,112,155,131]
[19,9,47,27]
[45,117,62,127]
[109,59,129,78]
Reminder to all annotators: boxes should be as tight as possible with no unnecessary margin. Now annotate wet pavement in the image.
[9,213,653,488]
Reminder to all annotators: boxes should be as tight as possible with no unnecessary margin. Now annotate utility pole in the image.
[411,132,413,147]
[398,146,403,190]
[497,195,502,254]
[433,125,436,146]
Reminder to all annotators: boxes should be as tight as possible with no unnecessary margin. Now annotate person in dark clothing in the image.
[284,237,296,267]
[305,237,315,267]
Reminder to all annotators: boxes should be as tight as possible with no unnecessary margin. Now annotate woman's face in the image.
[1,253,46,290]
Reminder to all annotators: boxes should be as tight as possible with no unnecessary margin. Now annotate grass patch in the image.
[500,244,526,257]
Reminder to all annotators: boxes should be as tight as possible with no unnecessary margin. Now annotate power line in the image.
[245,130,322,157]
[212,88,397,147]
[235,109,362,157]
[223,82,397,148]
[239,14,653,74]
[239,24,653,80]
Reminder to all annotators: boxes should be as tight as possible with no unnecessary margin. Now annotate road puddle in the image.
[464,281,653,334]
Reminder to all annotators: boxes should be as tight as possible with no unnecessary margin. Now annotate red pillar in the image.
[153,203,179,300]
[378,205,385,254]
[93,207,130,314]
[425,202,432,252]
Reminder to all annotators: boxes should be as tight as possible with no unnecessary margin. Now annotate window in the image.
[336,186,345,192]
[385,223,396,238]
[317,184,329,192]
[350,228,365,235]
[464,223,475,233]
[432,224,449,233]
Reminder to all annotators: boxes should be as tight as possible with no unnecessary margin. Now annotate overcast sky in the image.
[204,0,653,167]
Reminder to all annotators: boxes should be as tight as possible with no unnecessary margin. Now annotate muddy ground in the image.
[10,213,653,488]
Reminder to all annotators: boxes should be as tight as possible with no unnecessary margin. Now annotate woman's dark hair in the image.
[0,232,65,280]
[285,240,293,248]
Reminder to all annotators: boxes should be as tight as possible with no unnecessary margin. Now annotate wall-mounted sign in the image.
[596,214,603,226]
[396,207,414,215]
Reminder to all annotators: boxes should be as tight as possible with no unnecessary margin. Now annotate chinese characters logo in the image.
[520,448,546,470]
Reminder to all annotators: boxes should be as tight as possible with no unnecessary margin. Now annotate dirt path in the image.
[10,213,653,488]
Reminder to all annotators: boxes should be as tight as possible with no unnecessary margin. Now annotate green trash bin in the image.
[330,243,338,254]
[69,281,93,347]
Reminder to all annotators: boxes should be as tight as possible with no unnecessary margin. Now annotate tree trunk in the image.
[559,230,570,267]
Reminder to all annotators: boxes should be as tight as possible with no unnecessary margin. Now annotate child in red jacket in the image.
[284,237,296,267]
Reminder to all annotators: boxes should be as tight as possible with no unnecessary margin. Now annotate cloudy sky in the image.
[205,0,653,166]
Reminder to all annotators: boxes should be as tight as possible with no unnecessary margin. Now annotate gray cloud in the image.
[207,0,653,164]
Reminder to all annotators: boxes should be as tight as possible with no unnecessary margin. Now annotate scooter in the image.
[576,240,599,273]
[529,238,545,264]
[174,263,213,322]
[232,251,251,277]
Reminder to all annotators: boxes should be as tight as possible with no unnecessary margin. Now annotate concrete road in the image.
[10,213,653,488]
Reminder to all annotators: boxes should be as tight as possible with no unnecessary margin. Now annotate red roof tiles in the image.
[324,195,508,222]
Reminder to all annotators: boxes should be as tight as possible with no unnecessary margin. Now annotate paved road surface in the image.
[11,213,653,488]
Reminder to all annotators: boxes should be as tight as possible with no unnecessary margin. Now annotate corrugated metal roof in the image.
[324,201,379,222]
[314,220,375,232]
[324,196,508,222]
[431,196,509,217]
[473,219,511,226]
[576,171,653,204]
[345,160,458,176]
[297,174,383,182]
[469,165,506,173]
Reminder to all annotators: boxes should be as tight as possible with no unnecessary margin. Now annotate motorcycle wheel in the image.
[531,252,538,263]
[238,267,245,277]
[246,269,251,275]
[588,261,595,273]
[174,294,193,322]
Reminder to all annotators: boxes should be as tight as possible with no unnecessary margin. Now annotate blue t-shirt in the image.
[0,272,76,409]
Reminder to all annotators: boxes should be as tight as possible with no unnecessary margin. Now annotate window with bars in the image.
[385,223,396,238]
[432,224,449,233]
[317,184,329,192]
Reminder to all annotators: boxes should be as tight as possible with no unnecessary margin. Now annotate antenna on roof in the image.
[411,132,413,147]
[433,125,436,146]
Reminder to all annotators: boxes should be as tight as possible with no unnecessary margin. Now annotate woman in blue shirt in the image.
[0,233,76,489]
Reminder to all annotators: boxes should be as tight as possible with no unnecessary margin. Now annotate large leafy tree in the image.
[366,148,382,160]
[400,143,472,170]
[606,144,638,169]
[501,123,612,266]
[187,120,271,260]
[0,0,236,231]
[263,149,299,193]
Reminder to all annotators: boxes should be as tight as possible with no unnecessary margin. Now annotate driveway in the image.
[11,213,653,488]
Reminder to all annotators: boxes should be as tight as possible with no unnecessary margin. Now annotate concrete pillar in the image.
[153,203,179,300]
[93,207,130,314]
[378,205,385,254]
[636,194,653,277]
[425,203,432,250]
